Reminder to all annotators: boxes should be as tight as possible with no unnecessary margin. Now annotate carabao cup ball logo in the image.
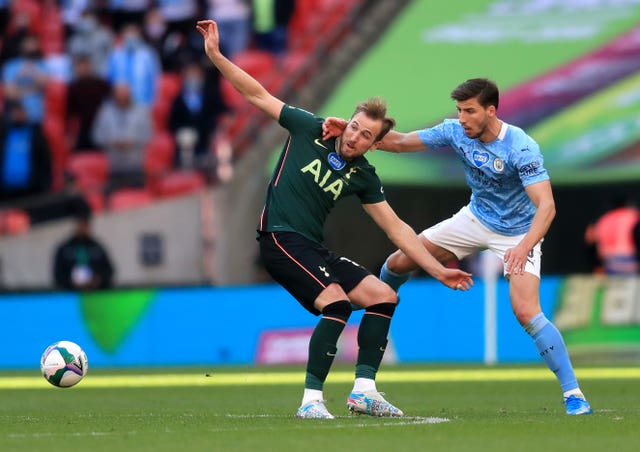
[327,152,346,170]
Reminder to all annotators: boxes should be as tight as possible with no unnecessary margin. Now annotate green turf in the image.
[1,365,638,452]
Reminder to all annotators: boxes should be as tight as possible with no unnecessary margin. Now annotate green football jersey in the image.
[257,104,386,243]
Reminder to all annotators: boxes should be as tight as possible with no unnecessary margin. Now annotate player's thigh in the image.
[324,253,389,309]
[508,272,542,325]
[258,231,344,315]
[347,275,397,309]
[488,234,542,278]
[421,206,488,261]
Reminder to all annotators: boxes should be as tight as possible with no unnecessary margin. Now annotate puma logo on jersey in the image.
[318,266,330,277]
[301,159,344,200]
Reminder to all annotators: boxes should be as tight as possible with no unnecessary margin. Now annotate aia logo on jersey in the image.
[327,152,346,170]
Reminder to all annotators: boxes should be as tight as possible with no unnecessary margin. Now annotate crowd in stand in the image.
[0,0,322,234]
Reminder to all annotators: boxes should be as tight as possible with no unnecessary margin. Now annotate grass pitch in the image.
[1,365,639,452]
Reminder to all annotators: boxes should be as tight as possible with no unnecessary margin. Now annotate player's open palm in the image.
[439,268,474,291]
[196,20,221,59]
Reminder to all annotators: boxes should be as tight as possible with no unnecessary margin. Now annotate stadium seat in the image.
[144,131,176,177]
[67,152,110,191]
[45,81,67,120]
[151,98,172,131]
[154,170,205,198]
[107,188,155,211]
[232,50,276,78]
[42,116,70,191]
[157,73,182,101]
[152,73,182,131]
[0,209,30,236]
[220,79,247,109]
[83,191,105,213]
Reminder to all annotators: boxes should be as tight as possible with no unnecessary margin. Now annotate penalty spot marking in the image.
[2,367,639,390]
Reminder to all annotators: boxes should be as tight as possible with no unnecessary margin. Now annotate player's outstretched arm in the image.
[196,20,284,120]
[363,201,473,291]
[322,118,428,153]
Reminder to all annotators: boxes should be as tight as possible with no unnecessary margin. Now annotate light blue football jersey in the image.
[417,119,549,236]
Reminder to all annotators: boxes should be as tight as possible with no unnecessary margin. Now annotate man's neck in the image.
[479,118,503,143]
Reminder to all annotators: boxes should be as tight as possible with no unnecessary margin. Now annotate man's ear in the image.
[369,140,382,151]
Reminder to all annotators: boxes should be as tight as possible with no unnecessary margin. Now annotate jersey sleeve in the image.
[278,104,322,135]
[416,120,455,149]
[514,139,550,187]
[357,168,386,204]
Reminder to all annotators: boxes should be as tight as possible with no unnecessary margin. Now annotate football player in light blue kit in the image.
[324,78,592,415]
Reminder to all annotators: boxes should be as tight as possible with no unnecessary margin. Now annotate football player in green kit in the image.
[197,19,473,419]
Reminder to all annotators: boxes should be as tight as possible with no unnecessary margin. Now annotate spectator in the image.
[105,23,161,106]
[106,0,152,32]
[2,35,48,124]
[252,0,295,57]
[68,11,115,77]
[60,0,91,38]
[585,196,640,275]
[169,62,229,170]
[156,0,199,36]
[0,101,51,203]
[0,10,31,66]
[207,0,252,59]
[0,0,8,38]
[67,55,111,151]
[92,82,152,192]
[634,217,640,269]
[53,202,114,290]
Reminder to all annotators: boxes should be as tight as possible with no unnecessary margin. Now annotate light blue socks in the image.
[524,313,578,392]
[379,260,411,292]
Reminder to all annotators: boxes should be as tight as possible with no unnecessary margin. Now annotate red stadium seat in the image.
[151,98,172,131]
[157,73,182,101]
[83,191,105,213]
[152,73,182,131]
[232,50,276,79]
[67,152,110,191]
[0,209,30,236]
[107,188,155,211]
[144,131,175,177]
[45,81,67,119]
[154,170,205,198]
[42,116,70,191]
[220,79,247,109]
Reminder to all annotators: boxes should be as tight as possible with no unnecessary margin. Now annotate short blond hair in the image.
[351,97,396,141]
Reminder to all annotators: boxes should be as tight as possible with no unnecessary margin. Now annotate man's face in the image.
[456,97,495,140]
[338,112,383,160]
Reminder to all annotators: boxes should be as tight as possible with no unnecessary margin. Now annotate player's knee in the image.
[375,284,398,305]
[512,305,540,326]
[386,252,405,273]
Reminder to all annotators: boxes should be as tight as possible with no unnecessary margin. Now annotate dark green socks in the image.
[305,300,351,390]
[356,303,396,380]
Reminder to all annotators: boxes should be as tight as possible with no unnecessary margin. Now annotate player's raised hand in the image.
[196,20,221,59]
[322,117,348,140]
[438,268,474,291]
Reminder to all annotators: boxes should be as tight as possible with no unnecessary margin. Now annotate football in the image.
[40,340,88,388]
